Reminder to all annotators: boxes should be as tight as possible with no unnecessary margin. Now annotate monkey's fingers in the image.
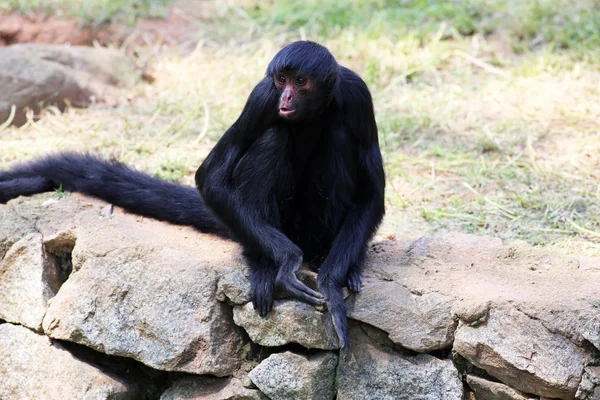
[289,280,326,305]
[277,275,326,306]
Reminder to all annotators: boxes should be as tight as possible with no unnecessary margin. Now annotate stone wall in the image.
[1,193,599,399]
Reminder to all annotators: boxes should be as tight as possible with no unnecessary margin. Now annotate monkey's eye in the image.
[277,75,286,84]
[296,76,307,86]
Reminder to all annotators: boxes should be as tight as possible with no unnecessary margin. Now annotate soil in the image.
[0,1,203,48]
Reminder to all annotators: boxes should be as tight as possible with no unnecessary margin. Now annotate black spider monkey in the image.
[0,41,385,349]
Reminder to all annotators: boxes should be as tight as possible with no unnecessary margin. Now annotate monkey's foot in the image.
[345,268,362,292]
[318,275,349,350]
[275,272,325,306]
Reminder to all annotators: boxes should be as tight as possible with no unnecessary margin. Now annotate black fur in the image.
[0,41,385,350]
[0,153,227,236]
[196,41,385,349]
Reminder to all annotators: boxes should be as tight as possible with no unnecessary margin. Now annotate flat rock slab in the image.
[42,246,243,376]
[347,281,455,352]
[0,323,142,400]
[0,43,138,126]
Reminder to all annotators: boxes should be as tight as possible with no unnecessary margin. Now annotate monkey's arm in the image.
[317,141,385,349]
[318,67,386,349]
[195,79,324,315]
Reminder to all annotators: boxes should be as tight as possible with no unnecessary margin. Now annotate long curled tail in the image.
[0,153,228,237]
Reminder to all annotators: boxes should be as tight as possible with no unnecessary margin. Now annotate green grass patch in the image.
[245,0,600,58]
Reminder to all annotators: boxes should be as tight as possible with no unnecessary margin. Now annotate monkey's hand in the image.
[275,255,325,307]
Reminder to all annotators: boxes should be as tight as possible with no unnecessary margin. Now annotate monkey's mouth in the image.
[279,107,296,117]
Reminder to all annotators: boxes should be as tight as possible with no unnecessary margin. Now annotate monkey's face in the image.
[273,70,323,121]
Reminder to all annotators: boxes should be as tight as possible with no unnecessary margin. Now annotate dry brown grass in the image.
[1,0,599,255]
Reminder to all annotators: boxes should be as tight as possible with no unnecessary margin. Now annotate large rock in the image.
[336,325,463,400]
[161,376,266,400]
[454,305,588,399]
[42,244,243,376]
[0,323,143,399]
[0,195,243,376]
[0,44,138,126]
[249,351,337,400]
[347,281,455,352]
[233,301,338,350]
[0,233,64,330]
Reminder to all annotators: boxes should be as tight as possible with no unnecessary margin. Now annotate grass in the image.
[0,0,599,256]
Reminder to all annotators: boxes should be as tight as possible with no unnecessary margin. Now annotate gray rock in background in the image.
[0,44,138,126]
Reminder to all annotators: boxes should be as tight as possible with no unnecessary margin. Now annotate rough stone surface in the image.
[233,301,339,350]
[2,195,600,399]
[336,325,463,400]
[0,233,63,330]
[249,351,337,400]
[466,375,530,400]
[454,305,587,399]
[0,44,138,126]
[217,266,253,305]
[0,201,37,258]
[0,195,243,376]
[576,367,600,400]
[42,245,243,376]
[0,323,142,400]
[347,280,455,352]
[161,376,266,400]
[582,314,600,351]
